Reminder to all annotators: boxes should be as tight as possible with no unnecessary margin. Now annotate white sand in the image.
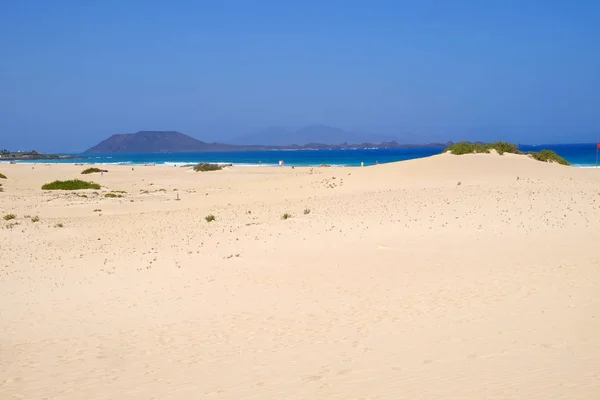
[1,154,599,399]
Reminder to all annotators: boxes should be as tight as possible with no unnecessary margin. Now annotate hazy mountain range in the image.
[84,128,448,154]
[227,125,399,146]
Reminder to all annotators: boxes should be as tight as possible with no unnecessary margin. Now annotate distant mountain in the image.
[84,130,449,154]
[227,126,292,146]
[84,131,239,154]
[229,125,399,146]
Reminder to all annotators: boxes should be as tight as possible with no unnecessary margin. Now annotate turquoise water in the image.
[5,144,599,167]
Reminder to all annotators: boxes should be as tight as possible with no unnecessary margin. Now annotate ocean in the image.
[4,143,599,168]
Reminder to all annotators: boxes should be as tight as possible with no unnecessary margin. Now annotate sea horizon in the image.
[3,143,599,168]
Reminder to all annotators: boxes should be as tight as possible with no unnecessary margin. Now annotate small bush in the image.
[31,216,40,222]
[42,180,101,190]
[81,167,103,175]
[281,213,292,220]
[0,172,6,179]
[205,214,216,222]
[528,150,570,166]
[93,209,102,212]
[3,214,16,221]
[303,208,311,215]
[0,184,3,192]
[55,223,64,228]
[445,142,522,155]
[193,163,222,172]
[104,193,123,198]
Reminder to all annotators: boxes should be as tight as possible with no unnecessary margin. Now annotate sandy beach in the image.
[1,153,599,399]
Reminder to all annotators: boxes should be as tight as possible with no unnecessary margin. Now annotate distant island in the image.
[0,149,80,161]
[84,131,450,154]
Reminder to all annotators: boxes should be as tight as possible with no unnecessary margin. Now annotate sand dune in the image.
[1,154,600,399]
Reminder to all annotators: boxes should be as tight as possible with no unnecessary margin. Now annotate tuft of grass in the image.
[281,213,292,220]
[303,208,311,215]
[104,193,123,198]
[31,216,40,222]
[42,180,101,190]
[81,167,103,175]
[0,172,6,179]
[193,163,222,172]
[528,150,570,165]
[0,184,3,192]
[205,214,216,222]
[445,141,522,155]
[445,142,570,166]
[93,209,102,212]
[55,223,64,228]
[3,214,16,221]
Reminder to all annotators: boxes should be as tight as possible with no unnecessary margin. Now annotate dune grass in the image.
[205,214,216,222]
[0,172,6,179]
[445,142,570,165]
[445,142,521,155]
[81,167,103,174]
[42,180,101,190]
[528,150,570,165]
[104,193,122,198]
[3,214,16,221]
[193,163,222,172]
[281,213,292,220]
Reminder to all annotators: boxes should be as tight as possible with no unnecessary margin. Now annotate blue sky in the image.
[1,0,599,152]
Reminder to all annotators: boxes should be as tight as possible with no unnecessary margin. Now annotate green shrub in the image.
[81,167,103,174]
[104,193,122,198]
[3,214,16,221]
[0,172,6,179]
[42,180,101,190]
[303,208,311,215]
[31,216,40,222]
[193,163,222,172]
[444,142,490,155]
[446,142,569,166]
[205,214,216,222]
[528,150,570,165]
[281,213,292,220]
[445,142,522,155]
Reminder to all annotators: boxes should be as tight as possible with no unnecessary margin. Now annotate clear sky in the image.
[1,0,599,152]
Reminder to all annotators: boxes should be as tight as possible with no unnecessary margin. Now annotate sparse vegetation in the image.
[205,214,216,222]
[42,180,101,190]
[104,193,123,198]
[281,213,292,220]
[445,142,570,166]
[93,209,102,212]
[3,214,16,221]
[0,172,6,179]
[81,167,103,175]
[193,163,222,172]
[445,141,521,155]
[0,184,3,192]
[31,216,40,222]
[304,208,311,215]
[55,223,64,228]
[528,150,570,165]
